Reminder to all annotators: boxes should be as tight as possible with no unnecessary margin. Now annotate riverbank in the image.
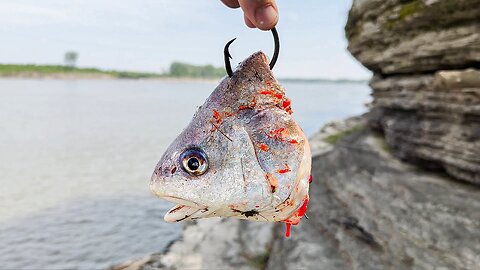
[109,114,480,270]
[0,64,163,79]
[0,64,367,84]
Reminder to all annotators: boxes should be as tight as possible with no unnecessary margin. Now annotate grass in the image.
[0,64,164,79]
[323,124,366,145]
[247,251,270,269]
[379,138,392,153]
[398,0,424,20]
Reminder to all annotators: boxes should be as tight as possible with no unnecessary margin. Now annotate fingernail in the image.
[255,5,277,28]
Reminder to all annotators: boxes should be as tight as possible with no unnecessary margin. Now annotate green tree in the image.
[64,51,78,68]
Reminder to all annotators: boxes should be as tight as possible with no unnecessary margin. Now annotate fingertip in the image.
[244,14,256,28]
[255,4,278,30]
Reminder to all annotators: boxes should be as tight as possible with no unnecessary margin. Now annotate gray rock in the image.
[346,0,480,75]
[369,69,480,184]
[347,0,480,184]
[109,218,274,270]
[267,118,480,270]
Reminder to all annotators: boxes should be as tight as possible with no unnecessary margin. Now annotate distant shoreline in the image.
[0,72,221,83]
[0,64,368,84]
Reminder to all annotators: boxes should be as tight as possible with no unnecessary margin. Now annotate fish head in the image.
[150,51,311,224]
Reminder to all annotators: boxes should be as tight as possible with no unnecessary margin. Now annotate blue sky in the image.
[0,0,371,79]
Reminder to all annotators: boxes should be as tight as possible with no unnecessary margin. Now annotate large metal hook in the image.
[224,27,280,78]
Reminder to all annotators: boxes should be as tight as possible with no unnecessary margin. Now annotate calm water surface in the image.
[0,79,370,269]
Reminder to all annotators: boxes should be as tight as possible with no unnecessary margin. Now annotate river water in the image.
[0,79,370,269]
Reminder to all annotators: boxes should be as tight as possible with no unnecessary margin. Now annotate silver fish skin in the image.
[150,51,311,225]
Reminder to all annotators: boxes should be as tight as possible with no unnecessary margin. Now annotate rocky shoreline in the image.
[108,116,367,270]
[110,115,479,270]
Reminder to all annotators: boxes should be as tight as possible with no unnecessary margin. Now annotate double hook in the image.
[224,27,280,77]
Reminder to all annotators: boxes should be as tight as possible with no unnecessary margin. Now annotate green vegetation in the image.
[169,62,225,78]
[379,139,392,153]
[384,0,424,30]
[247,251,270,269]
[0,62,226,79]
[398,0,424,20]
[0,64,164,79]
[324,124,366,145]
[373,132,393,153]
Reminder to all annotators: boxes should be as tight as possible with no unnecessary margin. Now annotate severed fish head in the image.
[150,52,310,227]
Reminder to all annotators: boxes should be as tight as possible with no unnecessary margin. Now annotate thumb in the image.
[238,0,278,30]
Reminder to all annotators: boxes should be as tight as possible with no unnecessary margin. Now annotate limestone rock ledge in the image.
[369,69,480,184]
[346,0,480,75]
[346,0,480,184]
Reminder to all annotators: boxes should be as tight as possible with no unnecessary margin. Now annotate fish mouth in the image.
[160,196,210,223]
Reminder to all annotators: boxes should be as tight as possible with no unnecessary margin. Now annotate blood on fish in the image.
[297,196,309,217]
[265,173,278,193]
[282,195,309,237]
[260,89,284,100]
[309,175,313,183]
[258,143,270,151]
[267,127,286,140]
[212,109,222,124]
[285,223,292,237]
[224,111,234,117]
[276,164,291,174]
[289,139,298,144]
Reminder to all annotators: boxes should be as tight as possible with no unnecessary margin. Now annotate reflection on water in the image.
[0,79,370,269]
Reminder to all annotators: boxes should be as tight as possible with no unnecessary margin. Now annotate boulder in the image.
[346,0,480,184]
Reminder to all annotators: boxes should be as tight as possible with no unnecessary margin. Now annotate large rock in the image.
[369,69,480,184]
[266,119,480,270]
[347,0,480,184]
[346,0,480,75]
[109,218,274,270]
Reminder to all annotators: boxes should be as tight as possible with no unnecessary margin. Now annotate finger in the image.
[244,14,256,28]
[238,0,278,30]
[220,0,240,8]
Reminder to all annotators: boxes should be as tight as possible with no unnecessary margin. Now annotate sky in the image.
[0,0,371,79]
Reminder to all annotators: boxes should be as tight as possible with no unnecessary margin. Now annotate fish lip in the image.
[160,196,209,223]
[159,195,205,209]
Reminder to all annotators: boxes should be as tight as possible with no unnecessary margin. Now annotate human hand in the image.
[221,0,279,31]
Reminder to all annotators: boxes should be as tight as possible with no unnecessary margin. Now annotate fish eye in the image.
[179,148,208,176]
